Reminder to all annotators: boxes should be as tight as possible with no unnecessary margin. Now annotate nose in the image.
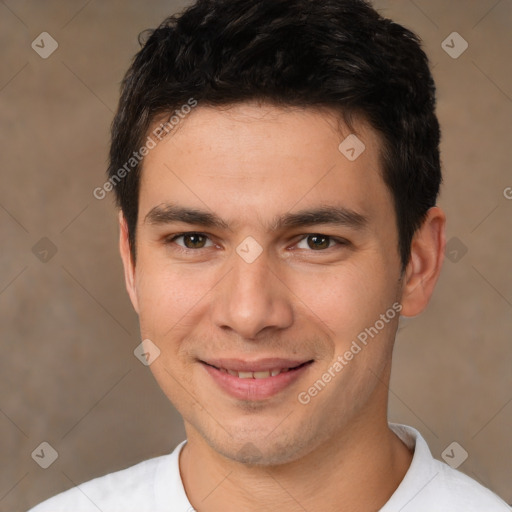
[210,248,294,340]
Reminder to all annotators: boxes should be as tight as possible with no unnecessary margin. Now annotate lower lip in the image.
[202,362,313,401]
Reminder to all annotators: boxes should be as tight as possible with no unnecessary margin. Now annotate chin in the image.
[203,426,314,467]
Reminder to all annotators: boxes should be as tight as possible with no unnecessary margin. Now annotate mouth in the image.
[199,358,315,400]
[202,360,312,379]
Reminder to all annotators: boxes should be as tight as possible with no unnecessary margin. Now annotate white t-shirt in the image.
[28,423,510,511]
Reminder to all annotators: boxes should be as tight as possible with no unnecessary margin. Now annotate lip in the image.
[200,358,314,401]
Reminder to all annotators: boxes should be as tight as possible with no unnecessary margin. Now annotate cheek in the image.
[134,257,206,339]
[290,261,399,343]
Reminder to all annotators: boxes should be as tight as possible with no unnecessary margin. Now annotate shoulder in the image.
[383,424,511,511]
[429,457,511,509]
[27,441,187,512]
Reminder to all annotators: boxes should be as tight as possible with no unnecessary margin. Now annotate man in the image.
[29,0,510,510]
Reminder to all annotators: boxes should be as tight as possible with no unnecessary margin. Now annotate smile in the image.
[204,361,312,379]
[200,358,314,400]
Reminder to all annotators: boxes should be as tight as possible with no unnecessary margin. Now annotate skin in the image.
[119,102,446,511]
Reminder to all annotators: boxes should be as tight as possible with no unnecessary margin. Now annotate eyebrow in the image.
[145,203,231,230]
[144,203,368,232]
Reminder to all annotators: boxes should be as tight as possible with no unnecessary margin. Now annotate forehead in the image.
[138,103,392,227]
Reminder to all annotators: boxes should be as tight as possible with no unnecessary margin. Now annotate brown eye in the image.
[182,233,207,248]
[305,234,332,250]
[169,233,213,250]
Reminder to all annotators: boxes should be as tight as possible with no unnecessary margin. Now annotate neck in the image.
[179,410,412,511]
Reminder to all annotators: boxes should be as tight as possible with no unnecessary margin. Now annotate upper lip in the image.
[200,358,313,372]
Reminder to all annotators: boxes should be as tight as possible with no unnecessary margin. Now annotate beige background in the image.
[0,0,510,510]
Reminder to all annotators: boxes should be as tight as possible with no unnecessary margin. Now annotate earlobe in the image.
[118,212,140,314]
[400,206,446,317]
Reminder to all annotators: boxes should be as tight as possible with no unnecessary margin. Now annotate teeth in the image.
[221,368,287,378]
[253,371,271,379]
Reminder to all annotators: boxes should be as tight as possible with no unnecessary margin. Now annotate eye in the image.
[295,234,345,251]
[166,232,215,250]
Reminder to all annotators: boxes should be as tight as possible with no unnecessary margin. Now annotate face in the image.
[121,103,411,465]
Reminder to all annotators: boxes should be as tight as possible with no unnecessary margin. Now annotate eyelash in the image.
[164,232,348,253]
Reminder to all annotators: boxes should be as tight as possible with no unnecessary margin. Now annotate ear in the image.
[119,211,140,314]
[400,206,446,317]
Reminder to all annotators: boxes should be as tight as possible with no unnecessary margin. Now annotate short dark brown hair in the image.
[108,0,441,269]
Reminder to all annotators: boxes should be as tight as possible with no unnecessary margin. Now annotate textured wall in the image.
[0,1,510,510]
